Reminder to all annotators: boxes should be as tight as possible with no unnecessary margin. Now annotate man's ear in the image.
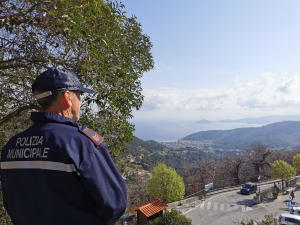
[63,91,73,107]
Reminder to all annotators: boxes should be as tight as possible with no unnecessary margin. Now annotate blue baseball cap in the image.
[32,68,94,99]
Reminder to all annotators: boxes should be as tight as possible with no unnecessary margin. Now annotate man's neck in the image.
[45,108,72,120]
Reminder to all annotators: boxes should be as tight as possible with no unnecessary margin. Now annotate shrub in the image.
[240,214,278,225]
[149,210,191,225]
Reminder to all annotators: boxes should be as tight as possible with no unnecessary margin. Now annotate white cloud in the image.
[139,72,300,114]
[277,75,299,94]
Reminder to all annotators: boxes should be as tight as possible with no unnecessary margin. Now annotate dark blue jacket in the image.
[0,112,127,225]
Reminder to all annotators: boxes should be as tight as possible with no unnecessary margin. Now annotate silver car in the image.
[290,207,300,216]
[279,213,300,224]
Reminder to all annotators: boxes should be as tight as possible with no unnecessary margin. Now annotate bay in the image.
[132,121,265,142]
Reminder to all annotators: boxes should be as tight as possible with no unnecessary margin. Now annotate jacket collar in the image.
[30,112,78,127]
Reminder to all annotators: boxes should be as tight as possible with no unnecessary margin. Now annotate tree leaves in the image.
[0,0,154,157]
[148,163,185,203]
[270,160,296,182]
[292,154,300,172]
[149,210,192,225]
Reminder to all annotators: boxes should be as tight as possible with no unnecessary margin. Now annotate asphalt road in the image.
[184,183,281,225]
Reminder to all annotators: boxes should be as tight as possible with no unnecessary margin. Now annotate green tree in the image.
[148,163,185,203]
[270,160,296,192]
[0,0,154,156]
[0,1,153,223]
[292,154,300,173]
[149,210,192,225]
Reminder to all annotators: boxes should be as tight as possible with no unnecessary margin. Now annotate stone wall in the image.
[167,195,204,209]
[258,186,274,199]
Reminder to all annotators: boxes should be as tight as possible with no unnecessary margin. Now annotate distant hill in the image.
[196,115,300,124]
[183,121,300,149]
[196,119,212,124]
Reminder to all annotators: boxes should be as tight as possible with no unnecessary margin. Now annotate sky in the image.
[122,0,300,122]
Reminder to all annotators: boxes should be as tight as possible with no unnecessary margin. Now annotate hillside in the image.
[116,137,214,175]
[183,121,300,149]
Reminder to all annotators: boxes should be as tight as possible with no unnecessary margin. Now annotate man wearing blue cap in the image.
[0,68,127,225]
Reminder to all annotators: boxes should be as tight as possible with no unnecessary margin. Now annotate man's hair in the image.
[33,85,61,111]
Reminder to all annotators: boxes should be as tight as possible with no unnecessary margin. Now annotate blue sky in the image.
[123,0,300,122]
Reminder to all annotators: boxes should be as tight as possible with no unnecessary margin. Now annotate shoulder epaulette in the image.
[81,128,104,146]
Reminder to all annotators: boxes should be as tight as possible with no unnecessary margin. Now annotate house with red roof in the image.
[132,199,167,225]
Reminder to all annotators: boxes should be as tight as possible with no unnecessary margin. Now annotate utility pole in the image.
[257,175,260,193]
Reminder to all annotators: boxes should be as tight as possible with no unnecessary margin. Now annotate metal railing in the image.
[167,176,300,209]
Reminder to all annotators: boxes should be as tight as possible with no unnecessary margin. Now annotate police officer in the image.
[0,68,127,225]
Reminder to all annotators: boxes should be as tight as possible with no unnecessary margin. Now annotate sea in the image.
[131,121,264,142]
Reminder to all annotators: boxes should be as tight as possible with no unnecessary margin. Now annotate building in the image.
[132,199,167,225]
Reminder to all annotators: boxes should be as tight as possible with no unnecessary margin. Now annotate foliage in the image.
[245,143,272,179]
[116,137,214,173]
[0,1,153,223]
[149,210,191,225]
[292,154,300,172]
[0,0,154,157]
[0,182,12,225]
[220,155,245,185]
[270,160,296,181]
[180,158,217,196]
[0,118,30,225]
[183,121,300,150]
[126,175,154,214]
[148,163,185,203]
[240,214,278,225]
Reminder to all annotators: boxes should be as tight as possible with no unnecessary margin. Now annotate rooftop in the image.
[132,199,167,217]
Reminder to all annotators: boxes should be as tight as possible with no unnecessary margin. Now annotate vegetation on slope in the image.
[116,137,215,175]
[183,121,300,149]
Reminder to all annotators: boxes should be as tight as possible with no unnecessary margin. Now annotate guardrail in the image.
[204,177,285,196]
[167,176,300,209]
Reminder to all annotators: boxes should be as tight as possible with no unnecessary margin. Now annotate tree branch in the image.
[0,104,41,127]
[0,59,45,70]
[0,57,22,64]
[0,62,31,70]
[4,96,32,104]
[0,73,32,79]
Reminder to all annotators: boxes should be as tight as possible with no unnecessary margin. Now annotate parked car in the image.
[240,183,257,195]
[279,213,300,224]
[290,207,300,216]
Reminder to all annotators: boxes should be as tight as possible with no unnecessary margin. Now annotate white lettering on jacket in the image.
[7,148,50,159]
[15,136,43,147]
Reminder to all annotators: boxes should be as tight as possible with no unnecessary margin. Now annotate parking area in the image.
[183,184,300,225]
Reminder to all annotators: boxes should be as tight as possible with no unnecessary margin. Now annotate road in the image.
[185,183,285,225]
